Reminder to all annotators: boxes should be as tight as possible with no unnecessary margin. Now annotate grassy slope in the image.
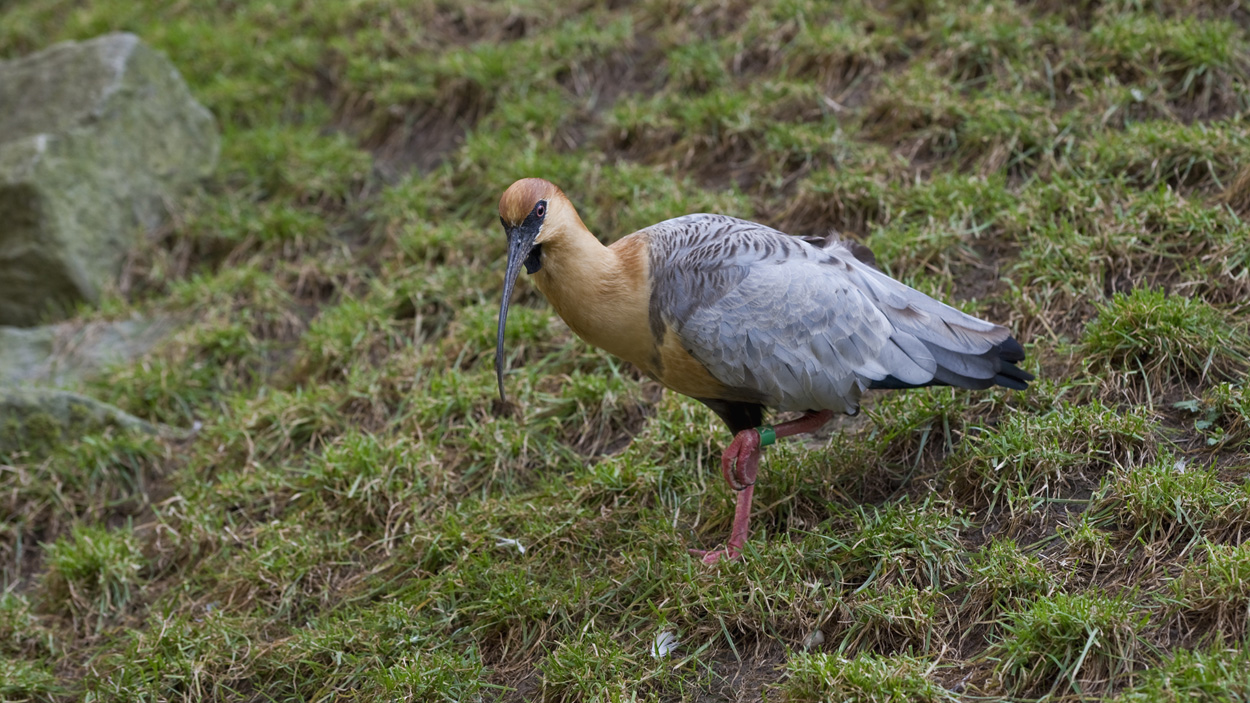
[3,0,1250,700]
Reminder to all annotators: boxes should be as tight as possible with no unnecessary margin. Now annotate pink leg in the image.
[691,410,834,565]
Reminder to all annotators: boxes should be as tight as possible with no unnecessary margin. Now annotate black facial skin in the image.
[495,199,548,402]
[524,243,543,274]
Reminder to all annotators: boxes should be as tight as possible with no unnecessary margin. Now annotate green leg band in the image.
[756,425,776,447]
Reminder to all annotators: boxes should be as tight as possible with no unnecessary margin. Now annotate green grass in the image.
[824,499,971,591]
[949,399,1156,509]
[993,592,1150,698]
[40,523,147,631]
[1163,542,1250,645]
[781,652,956,703]
[1101,453,1250,546]
[1,0,1248,699]
[0,656,60,701]
[1114,647,1250,702]
[963,538,1060,616]
[1082,287,1249,394]
[835,584,943,654]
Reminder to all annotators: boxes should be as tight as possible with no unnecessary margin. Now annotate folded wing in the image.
[647,215,1032,414]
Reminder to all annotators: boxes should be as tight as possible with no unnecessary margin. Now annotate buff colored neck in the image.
[530,219,655,373]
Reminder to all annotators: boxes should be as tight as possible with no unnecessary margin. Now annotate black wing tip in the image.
[871,368,1033,392]
[994,336,1034,390]
[994,362,1034,388]
[993,369,1032,390]
[998,336,1026,363]
[868,337,1035,393]
[995,377,1030,391]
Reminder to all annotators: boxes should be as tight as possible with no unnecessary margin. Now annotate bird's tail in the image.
[820,235,1035,393]
[869,318,1034,392]
[931,333,1033,390]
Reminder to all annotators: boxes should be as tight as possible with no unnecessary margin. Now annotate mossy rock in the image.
[0,33,218,326]
[0,316,178,386]
[0,387,185,459]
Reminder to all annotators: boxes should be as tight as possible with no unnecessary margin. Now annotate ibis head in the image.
[496,178,564,402]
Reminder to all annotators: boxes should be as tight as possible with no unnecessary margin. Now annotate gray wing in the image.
[647,215,1031,413]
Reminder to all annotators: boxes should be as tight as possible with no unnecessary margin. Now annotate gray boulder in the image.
[0,33,219,326]
[0,316,179,386]
[0,317,190,458]
[0,387,195,459]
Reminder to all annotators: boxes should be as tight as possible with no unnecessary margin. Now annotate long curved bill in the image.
[495,224,539,402]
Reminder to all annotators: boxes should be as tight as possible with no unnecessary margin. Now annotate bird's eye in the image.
[535,201,547,218]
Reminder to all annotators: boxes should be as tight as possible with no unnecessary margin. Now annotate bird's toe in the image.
[689,546,740,565]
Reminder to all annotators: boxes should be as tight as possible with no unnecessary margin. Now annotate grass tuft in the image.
[1058,512,1117,573]
[0,592,51,660]
[1114,646,1250,703]
[39,523,147,630]
[963,538,1059,617]
[537,629,672,702]
[826,499,971,591]
[782,652,955,703]
[368,648,487,702]
[993,591,1149,698]
[1081,288,1249,396]
[835,585,942,655]
[1100,453,1250,545]
[949,400,1155,507]
[1164,542,1250,645]
[0,656,61,701]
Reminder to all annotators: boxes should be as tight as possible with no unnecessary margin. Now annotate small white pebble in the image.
[803,630,825,650]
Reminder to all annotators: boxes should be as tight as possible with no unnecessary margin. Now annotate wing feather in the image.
[646,215,1031,412]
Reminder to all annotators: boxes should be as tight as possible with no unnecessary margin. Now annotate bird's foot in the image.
[721,429,762,491]
[694,412,835,566]
[692,484,754,566]
[688,545,741,565]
